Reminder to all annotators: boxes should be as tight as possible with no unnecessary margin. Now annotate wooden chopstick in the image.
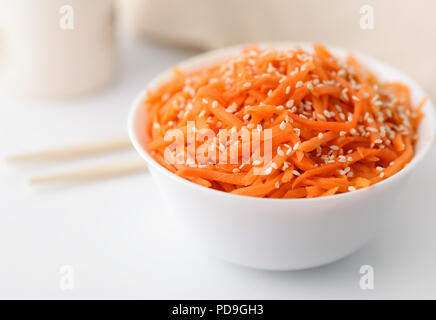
[6,137,132,163]
[28,159,147,184]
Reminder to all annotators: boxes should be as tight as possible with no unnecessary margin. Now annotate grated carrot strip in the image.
[142,44,424,198]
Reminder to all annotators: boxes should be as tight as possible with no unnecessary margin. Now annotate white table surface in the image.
[1,35,436,300]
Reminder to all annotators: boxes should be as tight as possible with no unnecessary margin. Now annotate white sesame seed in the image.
[337,69,346,77]
[352,96,360,101]
[317,113,326,121]
[271,162,278,169]
[277,147,284,156]
[153,122,160,129]
[265,167,272,175]
[279,121,286,130]
[340,131,346,136]
[293,142,300,151]
[377,113,385,122]
[390,161,395,166]
[243,82,251,88]
[286,86,291,94]
[202,98,209,104]
[292,170,301,176]
[379,172,385,178]
[363,113,370,121]
[212,100,218,108]
[252,160,261,166]
[347,156,353,162]
[376,166,384,171]
[330,145,339,151]
[307,82,314,91]
[366,127,378,133]
[374,139,383,144]
[296,81,303,88]
[318,132,324,139]
[275,182,280,189]
[286,100,294,108]
[342,88,349,100]
[348,186,356,192]
[225,103,237,113]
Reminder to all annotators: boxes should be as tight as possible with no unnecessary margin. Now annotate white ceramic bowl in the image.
[128,43,435,270]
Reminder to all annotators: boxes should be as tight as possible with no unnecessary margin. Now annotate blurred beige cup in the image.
[0,0,116,99]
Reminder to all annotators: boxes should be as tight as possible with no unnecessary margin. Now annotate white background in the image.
[1,36,435,299]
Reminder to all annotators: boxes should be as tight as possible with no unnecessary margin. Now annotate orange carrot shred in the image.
[143,44,424,198]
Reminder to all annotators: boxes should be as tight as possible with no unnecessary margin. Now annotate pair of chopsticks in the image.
[5,137,147,184]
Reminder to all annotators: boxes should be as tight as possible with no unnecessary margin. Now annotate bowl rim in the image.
[128,42,436,203]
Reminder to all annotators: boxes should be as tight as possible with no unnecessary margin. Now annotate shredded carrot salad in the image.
[142,44,424,198]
